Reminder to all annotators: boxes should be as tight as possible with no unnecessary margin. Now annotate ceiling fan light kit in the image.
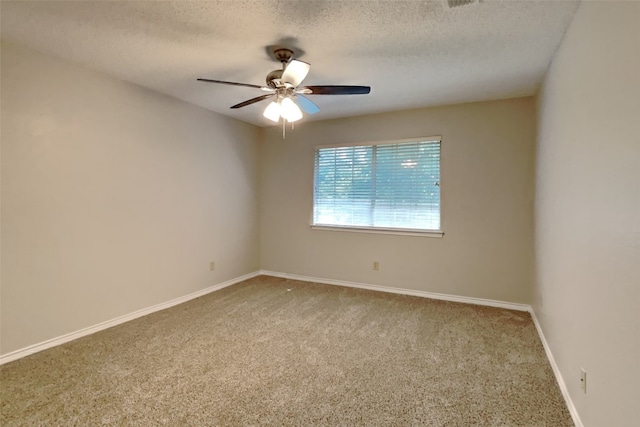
[263,97,303,123]
[197,45,371,136]
[263,101,281,122]
[280,98,303,122]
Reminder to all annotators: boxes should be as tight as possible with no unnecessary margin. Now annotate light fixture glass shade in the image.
[263,101,281,122]
[280,97,303,122]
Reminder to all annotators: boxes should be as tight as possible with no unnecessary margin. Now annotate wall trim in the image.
[258,270,531,311]
[529,309,583,427]
[0,271,261,365]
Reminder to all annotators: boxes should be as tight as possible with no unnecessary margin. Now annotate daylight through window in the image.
[313,138,441,234]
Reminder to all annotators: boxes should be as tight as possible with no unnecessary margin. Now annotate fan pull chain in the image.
[282,118,286,139]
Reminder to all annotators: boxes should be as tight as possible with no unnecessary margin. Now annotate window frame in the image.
[310,136,444,238]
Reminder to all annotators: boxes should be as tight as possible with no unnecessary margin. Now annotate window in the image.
[312,137,441,236]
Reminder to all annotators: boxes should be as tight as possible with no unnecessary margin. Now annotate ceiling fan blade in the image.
[230,94,274,109]
[296,95,320,115]
[302,85,371,95]
[197,78,272,91]
[280,60,310,88]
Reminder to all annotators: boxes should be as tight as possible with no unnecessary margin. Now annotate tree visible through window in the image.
[313,138,441,232]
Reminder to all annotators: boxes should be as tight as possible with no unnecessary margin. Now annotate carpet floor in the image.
[1,275,572,426]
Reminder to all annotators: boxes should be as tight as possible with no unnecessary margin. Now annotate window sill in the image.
[310,225,444,238]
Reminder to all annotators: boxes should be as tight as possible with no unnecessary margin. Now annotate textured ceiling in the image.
[1,0,579,127]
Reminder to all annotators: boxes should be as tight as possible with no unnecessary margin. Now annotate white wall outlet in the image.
[580,368,587,393]
[209,261,215,271]
[373,261,380,271]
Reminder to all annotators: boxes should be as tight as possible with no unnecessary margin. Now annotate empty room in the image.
[1,1,638,426]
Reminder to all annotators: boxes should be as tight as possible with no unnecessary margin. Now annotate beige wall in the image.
[0,42,260,355]
[259,97,536,303]
[534,2,640,426]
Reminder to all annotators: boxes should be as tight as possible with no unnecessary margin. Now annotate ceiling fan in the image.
[197,46,371,125]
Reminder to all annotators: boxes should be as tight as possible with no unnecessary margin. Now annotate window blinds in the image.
[313,139,441,231]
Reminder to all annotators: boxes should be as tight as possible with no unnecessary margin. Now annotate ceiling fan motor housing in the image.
[266,69,283,88]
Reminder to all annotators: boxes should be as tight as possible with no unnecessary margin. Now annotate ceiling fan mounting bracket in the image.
[271,47,295,64]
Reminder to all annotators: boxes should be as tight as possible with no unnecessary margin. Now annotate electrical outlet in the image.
[209,261,215,271]
[373,261,380,271]
[580,368,587,393]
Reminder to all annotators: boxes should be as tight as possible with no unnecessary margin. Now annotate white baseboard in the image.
[529,310,583,427]
[258,270,531,312]
[0,271,261,365]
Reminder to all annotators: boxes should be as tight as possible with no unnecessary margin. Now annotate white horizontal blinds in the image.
[373,141,440,230]
[314,139,441,231]
[314,145,374,226]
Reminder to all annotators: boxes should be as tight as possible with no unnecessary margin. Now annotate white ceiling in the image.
[1,0,579,127]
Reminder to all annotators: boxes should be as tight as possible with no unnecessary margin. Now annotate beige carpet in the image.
[1,276,572,426]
